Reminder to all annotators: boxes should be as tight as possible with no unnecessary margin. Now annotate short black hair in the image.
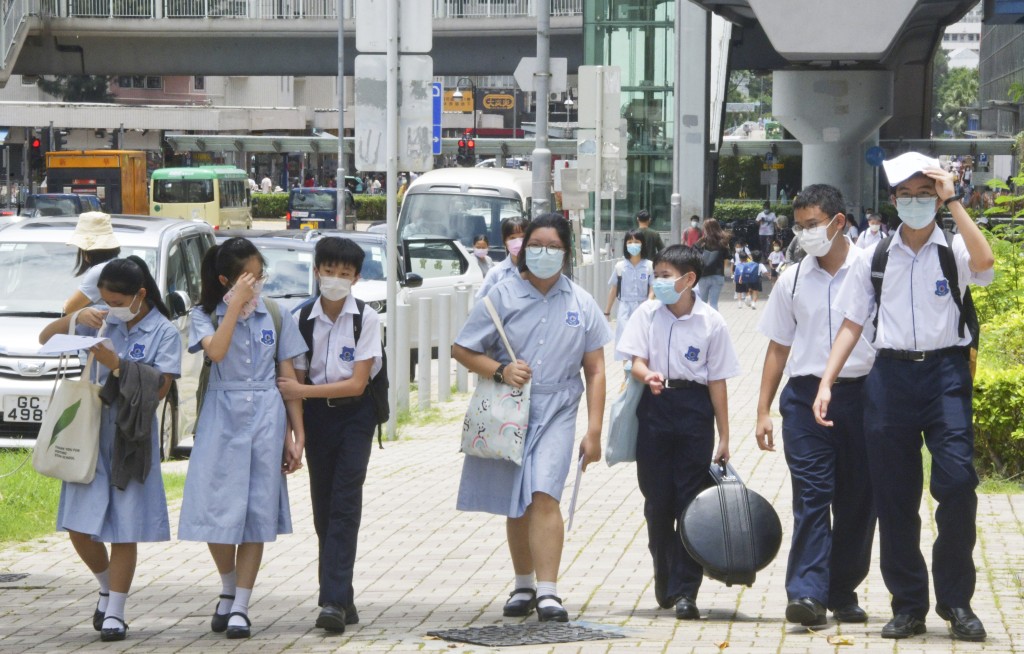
[792,184,846,220]
[622,228,647,260]
[636,209,651,224]
[654,245,703,283]
[315,236,365,273]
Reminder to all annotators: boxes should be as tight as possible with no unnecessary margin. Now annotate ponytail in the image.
[97,255,171,318]
[199,237,263,314]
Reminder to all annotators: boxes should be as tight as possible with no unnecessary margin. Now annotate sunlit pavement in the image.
[1,282,1022,653]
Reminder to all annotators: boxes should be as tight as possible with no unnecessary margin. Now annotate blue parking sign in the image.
[432,82,442,155]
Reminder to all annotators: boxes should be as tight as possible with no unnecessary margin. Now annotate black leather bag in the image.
[678,462,782,587]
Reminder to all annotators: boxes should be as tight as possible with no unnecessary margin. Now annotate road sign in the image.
[432,82,442,156]
[354,54,434,172]
[979,153,988,164]
[513,57,568,94]
[760,169,779,185]
[443,90,473,113]
[355,0,431,53]
[765,151,774,163]
[865,145,886,167]
[577,66,621,130]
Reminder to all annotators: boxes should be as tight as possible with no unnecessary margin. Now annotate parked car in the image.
[0,215,216,458]
[286,187,343,231]
[18,193,103,218]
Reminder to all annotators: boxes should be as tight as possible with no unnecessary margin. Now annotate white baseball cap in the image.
[882,152,942,188]
[67,212,120,251]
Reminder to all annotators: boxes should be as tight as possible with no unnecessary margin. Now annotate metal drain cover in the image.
[0,573,29,583]
[427,622,625,647]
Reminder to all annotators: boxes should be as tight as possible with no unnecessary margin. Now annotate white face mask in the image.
[107,293,142,322]
[869,224,881,233]
[319,276,352,302]
[895,197,938,230]
[473,248,489,259]
[797,216,839,258]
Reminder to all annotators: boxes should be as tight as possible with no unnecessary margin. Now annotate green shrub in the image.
[251,192,288,219]
[712,201,790,222]
[980,312,1024,368]
[972,223,1024,325]
[354,195,387,223]
[973,364,1024,477]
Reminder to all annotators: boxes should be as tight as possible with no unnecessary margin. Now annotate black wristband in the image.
[943,194,963,208]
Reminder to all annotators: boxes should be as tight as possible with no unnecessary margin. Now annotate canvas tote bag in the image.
[460,297,531,465]
[33,315,104,484]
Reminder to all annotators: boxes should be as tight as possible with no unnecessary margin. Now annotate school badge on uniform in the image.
[565,311,581,327]
[128,343,146,360]
[935,279,950,297]
[340,346,355,362]
[260,329,276,346]
[685,346,700,362]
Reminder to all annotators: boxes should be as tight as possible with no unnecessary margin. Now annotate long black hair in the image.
[501,215,529,245]
[97,255,171,318]
[516,213,572,276]
[73,247,121,277]
[622,228,647,260]
[199,237,265,314]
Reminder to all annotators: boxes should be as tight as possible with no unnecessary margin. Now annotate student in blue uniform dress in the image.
[63,211,121,329]
[39,256,180,642]
[755,184,876,628]
[603,229,654,374]
[616,245,742,620]
[476,216,528,299]
[453,213,611,623]
[814,152,995,642]
[276,237,382,633]
[178,237,308,639]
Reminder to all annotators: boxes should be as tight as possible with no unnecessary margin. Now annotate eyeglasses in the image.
[791,215,837,236]
[525,245,565,256]
[894,194,938,202]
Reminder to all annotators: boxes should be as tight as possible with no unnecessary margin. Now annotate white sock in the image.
[102,590,127,630]
[95,569,110,613]
[218,571,237,614]
[511,573,536,602]
[536,581,560,609]
[228,587,252,627]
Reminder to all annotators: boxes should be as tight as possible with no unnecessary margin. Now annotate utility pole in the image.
[336,0,346,227]
[531,0,551,217]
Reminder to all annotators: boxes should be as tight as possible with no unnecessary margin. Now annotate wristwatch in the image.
[943,193,964,208]
[492,364,505,384]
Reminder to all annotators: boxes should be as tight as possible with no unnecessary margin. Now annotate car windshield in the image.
[258,241,386,299]
[26,197,78,216]
[0,242,157,314]
[398,193,523,249]
[291,190,336,211]
[154,179,214,203]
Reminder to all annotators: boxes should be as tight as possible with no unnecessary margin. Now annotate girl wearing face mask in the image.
[476,216,529,298]
[178,237,308,639]
[767,239,786,279]
[472,234,494,277]
[604,230,654,375]
[453,213,611,624]
[617,245,742,620]
[38,256,180,642]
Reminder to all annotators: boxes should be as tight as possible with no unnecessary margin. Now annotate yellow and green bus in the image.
[150,166,252,229]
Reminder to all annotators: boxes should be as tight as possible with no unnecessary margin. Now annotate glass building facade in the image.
[584,1,676,231]
[979,24,1024,136]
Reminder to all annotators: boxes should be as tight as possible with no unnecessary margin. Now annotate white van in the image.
[398,168,532,261]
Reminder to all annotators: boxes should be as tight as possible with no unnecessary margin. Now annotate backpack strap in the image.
[263,296,282,361]
[790,259,802,301]
[353,299,365,345]
[298,301,315,377]
[869,234,895,342]
[937,232,967,341]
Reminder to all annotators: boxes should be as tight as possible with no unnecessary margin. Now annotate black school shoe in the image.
[344,603,359,625]
[785,597,827,627]
[503,588,538,617]
[92,592,109,631]
[881,614,927,639]
[832,604,869,623]
[936,605,987,642]
[211,594,234,633]
[99,616,128,642]
[675,597,700,620]
[536,595,569,623]
[225,612,251,639]
[315,604,347,633]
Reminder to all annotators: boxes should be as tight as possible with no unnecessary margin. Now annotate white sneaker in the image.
[745,296,753,307]
[751,303,758,310]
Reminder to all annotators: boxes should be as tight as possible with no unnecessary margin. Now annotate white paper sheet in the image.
[566,455,584,532]
[38,334,112,355]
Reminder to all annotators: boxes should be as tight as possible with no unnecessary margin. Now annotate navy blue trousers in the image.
[635,385,714,607]
[780,376,876,609]
[864,351,978,618]
[304,394,377,607]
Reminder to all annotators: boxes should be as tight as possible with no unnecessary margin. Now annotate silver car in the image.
[0,215,215,458]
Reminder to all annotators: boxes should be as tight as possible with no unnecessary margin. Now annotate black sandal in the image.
[503,588,538,617]
[99,616,128,642]
[211,594,234,633]
[93,592,109,632]
[225,611,251,639]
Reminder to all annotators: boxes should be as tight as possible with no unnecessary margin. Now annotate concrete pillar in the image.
[773,70,893,220]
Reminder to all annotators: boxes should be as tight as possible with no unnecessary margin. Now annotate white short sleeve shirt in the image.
[292,294,383,382]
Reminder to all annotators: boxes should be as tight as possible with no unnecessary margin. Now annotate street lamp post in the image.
[564,96,574,122]
[452,77,478,136]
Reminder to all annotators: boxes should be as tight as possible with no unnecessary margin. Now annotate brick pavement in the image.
[1,282,1023,653]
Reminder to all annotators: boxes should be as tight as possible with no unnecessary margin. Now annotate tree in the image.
[936,67,978,137]
[36,76,114,103]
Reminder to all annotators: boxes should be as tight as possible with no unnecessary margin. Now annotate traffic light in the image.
[28,131,44,170]
[54,129,68,151]
[457,138,468,166]
[466,136,476,165]
[108,129,120,149]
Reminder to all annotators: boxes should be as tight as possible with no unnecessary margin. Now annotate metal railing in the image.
[2,0,30,71]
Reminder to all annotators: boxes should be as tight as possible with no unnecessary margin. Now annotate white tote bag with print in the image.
[460,298,531,466]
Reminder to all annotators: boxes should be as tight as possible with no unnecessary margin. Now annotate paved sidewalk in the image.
[2,286,1023,653]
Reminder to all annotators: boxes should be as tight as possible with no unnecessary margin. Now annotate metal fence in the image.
[2,0,29,68]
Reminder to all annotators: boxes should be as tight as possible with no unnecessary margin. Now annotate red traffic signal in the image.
[467,139,475,149]
[31,138,41,148]
[458,139,466,148]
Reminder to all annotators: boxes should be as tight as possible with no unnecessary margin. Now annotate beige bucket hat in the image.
[67,212,120,250]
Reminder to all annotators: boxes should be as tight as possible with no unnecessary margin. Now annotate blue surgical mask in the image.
[895,197,938,230]
[626,243,642,256]
[525,247,564,279]
[652,278,682,305]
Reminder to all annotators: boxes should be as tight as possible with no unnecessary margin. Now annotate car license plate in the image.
[301,221,320,230]
[291,210,309,218]
[3,395,48,423]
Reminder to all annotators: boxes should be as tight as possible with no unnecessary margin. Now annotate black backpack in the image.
[298,299,389,447]
[870,231,980,371]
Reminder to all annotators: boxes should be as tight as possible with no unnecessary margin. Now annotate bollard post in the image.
[417,296,432,410]
[437,294,451,403]
[454,288,469,393]
[395,302,411,412]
